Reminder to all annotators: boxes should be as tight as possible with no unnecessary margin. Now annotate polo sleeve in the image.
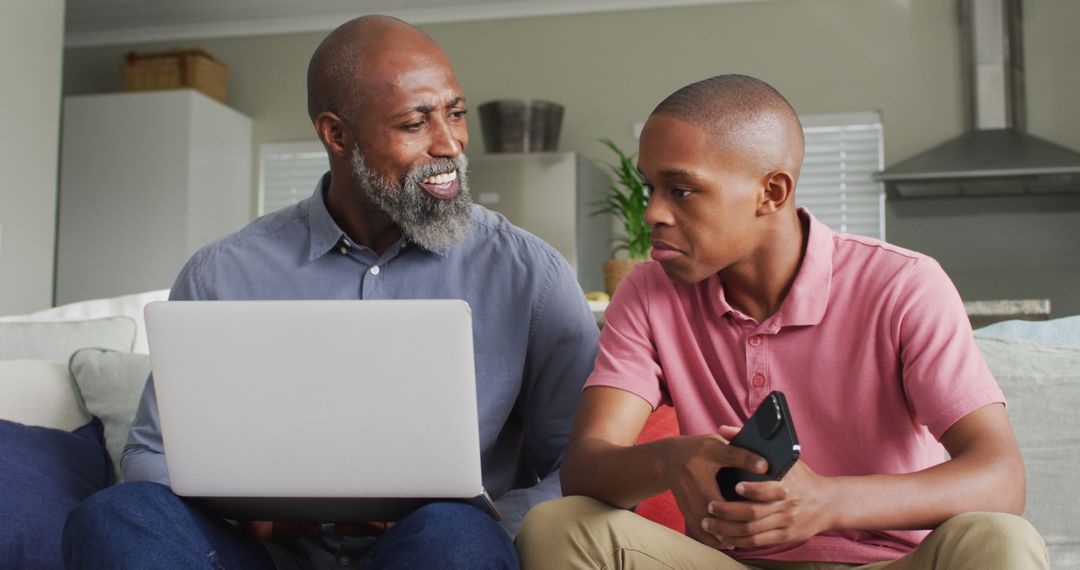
[585,264,666,409]
[893,257,1005,440]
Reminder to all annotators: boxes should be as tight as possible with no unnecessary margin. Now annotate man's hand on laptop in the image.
[243,521,321,542]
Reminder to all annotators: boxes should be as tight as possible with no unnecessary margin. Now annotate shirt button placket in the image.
[363,263,384,299]
[746,332,768,405]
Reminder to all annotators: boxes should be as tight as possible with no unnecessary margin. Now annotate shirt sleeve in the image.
[892,257,1005,440]
[499,251,599,536]
[120,250,209,483]
[584,265,666,409]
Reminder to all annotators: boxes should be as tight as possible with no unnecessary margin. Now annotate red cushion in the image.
[633,405,685,533]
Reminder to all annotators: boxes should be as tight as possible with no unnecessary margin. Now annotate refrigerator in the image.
[468,152,612,294]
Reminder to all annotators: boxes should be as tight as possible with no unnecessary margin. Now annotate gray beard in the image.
[349,146,473,251]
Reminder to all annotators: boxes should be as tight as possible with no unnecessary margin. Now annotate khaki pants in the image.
[516,496,1049,570]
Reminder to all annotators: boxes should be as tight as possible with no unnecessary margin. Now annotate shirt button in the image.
[751,373,766,388]
[369,265,380,276]
[339,246,348,255]
[748,335,762,347]
[339,555,351,566]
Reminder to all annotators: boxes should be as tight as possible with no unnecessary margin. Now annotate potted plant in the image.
[592,137,651,296]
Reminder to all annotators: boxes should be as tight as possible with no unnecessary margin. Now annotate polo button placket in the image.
[751,373,766,388]
[748,335,762,347]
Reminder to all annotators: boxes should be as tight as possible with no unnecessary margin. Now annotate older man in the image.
[62,16,597,570]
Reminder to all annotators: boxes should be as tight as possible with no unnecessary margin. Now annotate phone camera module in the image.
[755,393,783,440]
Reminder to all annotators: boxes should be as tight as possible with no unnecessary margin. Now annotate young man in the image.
[62,16,598,570]
[516,75,1047,569]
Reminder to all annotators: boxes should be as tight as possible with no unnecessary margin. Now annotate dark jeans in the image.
[63,481,519,569]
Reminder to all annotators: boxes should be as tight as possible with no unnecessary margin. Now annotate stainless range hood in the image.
[875,0,1080,199]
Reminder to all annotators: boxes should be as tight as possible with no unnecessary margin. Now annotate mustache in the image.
[405,155,469,185]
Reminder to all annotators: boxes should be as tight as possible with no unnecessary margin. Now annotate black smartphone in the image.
[715,391,800,502]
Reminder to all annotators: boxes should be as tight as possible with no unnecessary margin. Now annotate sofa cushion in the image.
[974,334,1080,567]
[68,348,152,481]
[634,405,685,533]
[0,289,170,354]
[0,360,92,431]
[0,317,137,361]
[977,314,1080,348]
[0,418,112,570]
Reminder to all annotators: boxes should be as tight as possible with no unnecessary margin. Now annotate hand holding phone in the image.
[715,391,800,502]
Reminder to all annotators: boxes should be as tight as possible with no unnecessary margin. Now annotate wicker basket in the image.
[122,49,228,103]
[602,258,645,297]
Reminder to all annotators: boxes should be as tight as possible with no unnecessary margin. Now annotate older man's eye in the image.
[403,121,425,131]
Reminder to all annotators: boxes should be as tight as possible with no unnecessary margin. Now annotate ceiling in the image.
[64,0,763,47]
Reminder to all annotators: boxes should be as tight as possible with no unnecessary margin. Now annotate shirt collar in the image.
[773,207,833,328]
[711,207,833,328]
[307,172,347,261]
[306,172,450,261]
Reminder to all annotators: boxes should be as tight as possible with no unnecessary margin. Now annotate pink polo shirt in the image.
[586,209,1005,564]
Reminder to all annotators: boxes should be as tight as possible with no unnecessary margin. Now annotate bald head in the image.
[306,15,444,123]
[651,74,804,177]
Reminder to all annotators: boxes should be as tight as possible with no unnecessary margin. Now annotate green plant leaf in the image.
[590,138,651,259]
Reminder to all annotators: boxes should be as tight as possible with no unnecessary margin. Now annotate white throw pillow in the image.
[0,360,91,431]
[68,348,152,481]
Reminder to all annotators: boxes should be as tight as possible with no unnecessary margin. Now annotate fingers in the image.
[244,521,321,542]
[244,520,274,541]
[698,518,736,550]
[702,435,768,475]
[721,480,789,505]
[716,425,740,440]
[699,511,794,552]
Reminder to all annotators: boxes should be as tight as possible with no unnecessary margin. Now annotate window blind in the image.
[797,112,885,240]
[258,141,329,215]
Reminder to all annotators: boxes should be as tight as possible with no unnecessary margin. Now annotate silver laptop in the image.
[143,299,498,522]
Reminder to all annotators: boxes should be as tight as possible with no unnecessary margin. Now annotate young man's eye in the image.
[644,184,655,197]
[672,188,693,198]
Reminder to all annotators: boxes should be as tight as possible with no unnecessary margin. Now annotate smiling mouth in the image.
[419,170,460,200]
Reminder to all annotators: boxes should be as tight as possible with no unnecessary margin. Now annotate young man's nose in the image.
[644,194,673,227]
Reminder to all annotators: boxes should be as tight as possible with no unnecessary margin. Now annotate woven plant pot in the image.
[602,258,646,297]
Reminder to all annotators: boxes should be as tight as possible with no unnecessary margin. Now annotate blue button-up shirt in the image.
[123,173,598,561]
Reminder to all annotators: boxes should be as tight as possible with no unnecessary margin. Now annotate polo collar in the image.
[773,208,833,328]
[711,208,833,328]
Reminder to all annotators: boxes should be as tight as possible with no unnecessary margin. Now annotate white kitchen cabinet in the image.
[56,90,252,305]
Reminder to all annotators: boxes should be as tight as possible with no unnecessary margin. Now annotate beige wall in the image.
[1,0,65,314]
[61,0,1080,314]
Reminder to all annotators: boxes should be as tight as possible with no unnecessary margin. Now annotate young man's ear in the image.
[757,170,796,216]
[314,112,351,159]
